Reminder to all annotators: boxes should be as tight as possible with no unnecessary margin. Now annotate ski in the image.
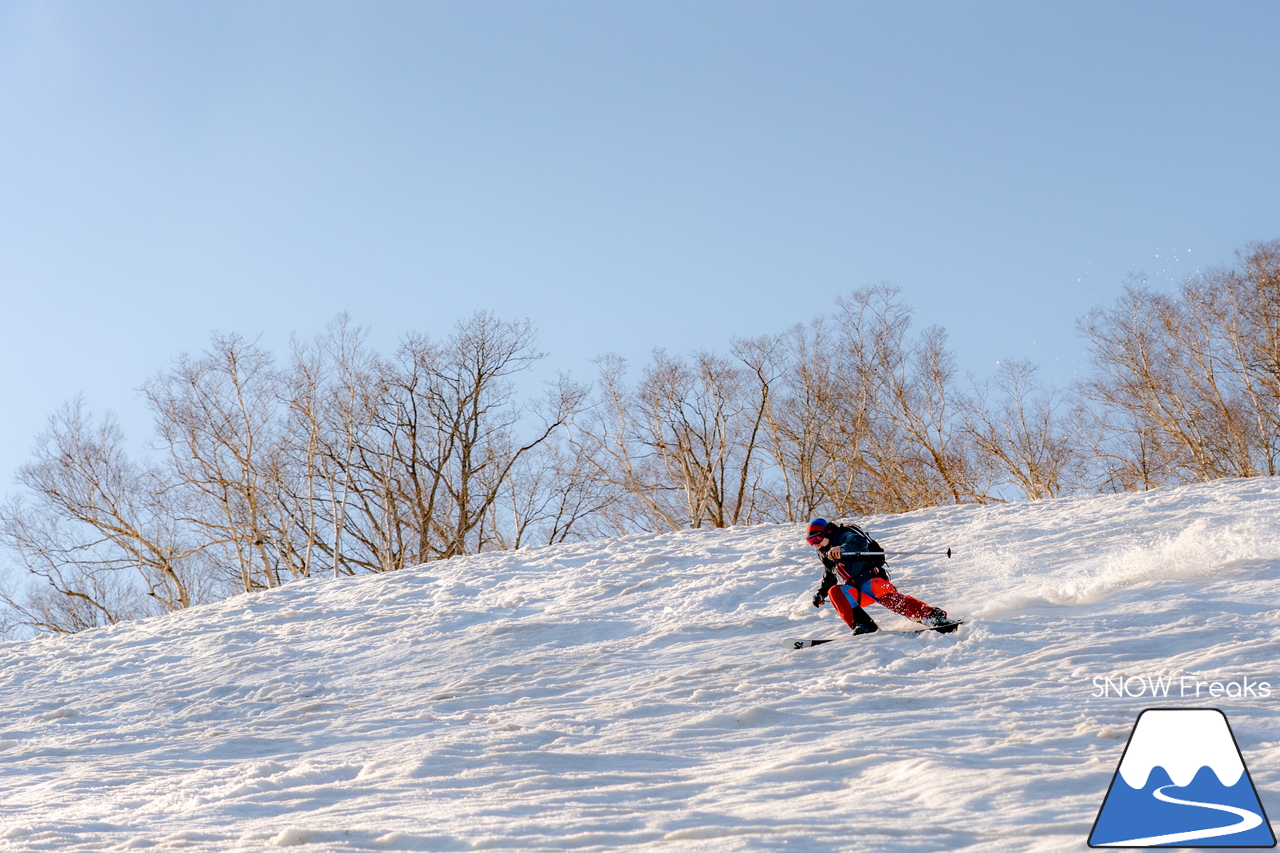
[790,638,842,648]
[787,621,964,649]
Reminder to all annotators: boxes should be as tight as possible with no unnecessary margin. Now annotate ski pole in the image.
[842,549,953,558]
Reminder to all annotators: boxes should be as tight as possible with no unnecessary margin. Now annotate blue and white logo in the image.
[1090,708,1276,847]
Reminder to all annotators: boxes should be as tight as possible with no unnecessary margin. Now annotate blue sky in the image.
[2,1,1278,488]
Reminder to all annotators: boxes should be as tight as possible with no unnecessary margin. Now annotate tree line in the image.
[2,238,1277,635]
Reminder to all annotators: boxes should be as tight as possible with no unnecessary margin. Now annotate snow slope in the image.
[2,478,1279,852]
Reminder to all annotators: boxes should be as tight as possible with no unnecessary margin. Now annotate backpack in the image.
[819,517,890,584]
[827,522,887,571]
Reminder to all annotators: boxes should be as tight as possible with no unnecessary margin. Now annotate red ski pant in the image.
[828,577,936,628]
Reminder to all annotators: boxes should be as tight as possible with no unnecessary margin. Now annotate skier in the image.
[806,518,955,634]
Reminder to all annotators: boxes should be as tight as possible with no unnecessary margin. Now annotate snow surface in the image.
[2,478,1279,852]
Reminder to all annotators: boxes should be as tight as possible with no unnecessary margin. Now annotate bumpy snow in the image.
[2,479,1279,852]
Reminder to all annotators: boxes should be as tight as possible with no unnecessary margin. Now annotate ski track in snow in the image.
[1,478,1279,852]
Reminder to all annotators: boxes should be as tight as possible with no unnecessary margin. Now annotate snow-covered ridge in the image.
[1,478,1279,852]
[1118,709,1245,788]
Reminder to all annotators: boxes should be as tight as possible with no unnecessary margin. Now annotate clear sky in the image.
[2,1,1278,489]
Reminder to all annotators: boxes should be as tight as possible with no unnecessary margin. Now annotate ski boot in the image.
[925,607,959,634]
[850,606,880,635]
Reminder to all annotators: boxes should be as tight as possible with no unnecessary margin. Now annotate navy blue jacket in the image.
[816,523,887,597]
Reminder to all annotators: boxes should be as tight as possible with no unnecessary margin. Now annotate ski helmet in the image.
[806,518,828,545]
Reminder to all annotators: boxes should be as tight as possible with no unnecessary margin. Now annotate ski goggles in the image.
[806,533,825,546]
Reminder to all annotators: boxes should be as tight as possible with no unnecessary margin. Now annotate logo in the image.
[1089,708,1276,848]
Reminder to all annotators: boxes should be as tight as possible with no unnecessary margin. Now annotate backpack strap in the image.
[844,523,886,568]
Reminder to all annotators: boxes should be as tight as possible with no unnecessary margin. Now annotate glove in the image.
[812,591,826,608]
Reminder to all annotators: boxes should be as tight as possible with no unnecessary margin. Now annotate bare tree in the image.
[0,399,214,633]
[573,286,990,527]
[876,320,984,506]
[565,354,684,533]
[328,312,576,566]
[282,314,383,576]
[1078,241,1280,487]
[145,333,299,592]
[813,285,985,514]
[637,349,770,528]
[960,359,1082,499]
[571,347,773,531]
[485,387,605,550]
[0,313,583,634]
[752,319,857,521]
[1189,239,1280,475]
[733,332,813,521]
